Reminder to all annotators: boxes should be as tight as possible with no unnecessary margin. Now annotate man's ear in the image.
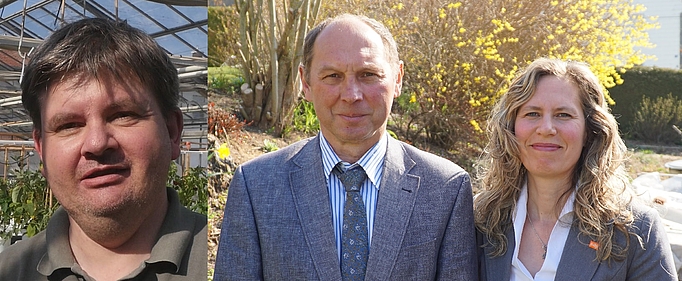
[394,60,404,98]
[32,128,46,177]
[299,65,312,102]
[167,109,184,160]
[33,128,43,160]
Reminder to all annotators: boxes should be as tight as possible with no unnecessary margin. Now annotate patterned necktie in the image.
[333,164,369,281]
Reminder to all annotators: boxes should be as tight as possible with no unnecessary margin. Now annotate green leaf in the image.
[27,225,35,237]
[25,202,35,215]
[11,186,20,203]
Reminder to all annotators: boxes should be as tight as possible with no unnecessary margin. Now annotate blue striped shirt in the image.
[319,132,387,261]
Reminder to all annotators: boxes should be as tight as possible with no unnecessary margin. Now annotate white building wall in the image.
[633,0,682,69]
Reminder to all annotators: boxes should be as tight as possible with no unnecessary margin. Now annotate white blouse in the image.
[510,182,575,281]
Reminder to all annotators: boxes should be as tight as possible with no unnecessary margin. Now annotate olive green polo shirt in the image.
[0,188,207,280]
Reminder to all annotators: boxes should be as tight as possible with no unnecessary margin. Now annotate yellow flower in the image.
[409,94,417,103]
[470,119,482,133]
[448,2,462,9]
[216,143,231,160]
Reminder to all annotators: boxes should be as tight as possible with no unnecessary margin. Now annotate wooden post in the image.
[239,83,253,107]
[254,83,264,121]
[3,147,7,180]
[242,87,253,119]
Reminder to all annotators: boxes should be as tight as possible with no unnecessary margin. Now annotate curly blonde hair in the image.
[474,58,634,261]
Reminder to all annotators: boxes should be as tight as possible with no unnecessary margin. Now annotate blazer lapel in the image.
[555,224,600,281]
[483,225,515,281]
[365,138,419,281]
[290,136,342,281]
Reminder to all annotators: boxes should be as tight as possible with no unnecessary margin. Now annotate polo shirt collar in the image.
[37,207,75,277]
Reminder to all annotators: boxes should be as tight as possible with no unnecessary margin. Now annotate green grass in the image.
[638,149,655,155]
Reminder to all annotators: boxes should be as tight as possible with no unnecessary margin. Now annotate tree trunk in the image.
[235,0,320,134]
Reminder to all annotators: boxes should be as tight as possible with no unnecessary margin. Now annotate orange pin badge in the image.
[589,240,599,250]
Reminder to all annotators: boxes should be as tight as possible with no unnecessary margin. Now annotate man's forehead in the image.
[313,23,388,61]
[45,71,147,94]
[41,74,153,110]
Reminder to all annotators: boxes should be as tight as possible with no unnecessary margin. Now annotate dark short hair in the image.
[21,18,179,132]
[301,14,400,82]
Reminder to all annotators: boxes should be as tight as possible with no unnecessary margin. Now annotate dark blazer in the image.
[214,135,477,280]
[478,203,677,280]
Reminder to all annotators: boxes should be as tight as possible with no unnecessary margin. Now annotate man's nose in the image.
[340,77,363,102]
[81,123,118,158]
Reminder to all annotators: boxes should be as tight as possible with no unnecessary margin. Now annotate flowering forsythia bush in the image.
[321,0,656,167]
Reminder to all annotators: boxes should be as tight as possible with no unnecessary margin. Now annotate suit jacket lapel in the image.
[365,138,419,281]
[555,225,600,281]
[290,136,342,281]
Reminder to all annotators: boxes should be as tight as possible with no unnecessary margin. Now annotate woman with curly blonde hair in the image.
[475,58,676,280]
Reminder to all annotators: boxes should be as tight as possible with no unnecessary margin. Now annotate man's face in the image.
[301,20,403,150]
[33,73,183,221]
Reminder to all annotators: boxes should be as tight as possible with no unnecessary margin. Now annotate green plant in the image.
[610,67,682,132]
[629,93,682,144]
[0,167,55,241]
[208,66,245,93]
[290,100,319,135]
[167,162,208,215]
[262,139,280,152]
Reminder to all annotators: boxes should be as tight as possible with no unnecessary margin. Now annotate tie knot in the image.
[333,165,367,193]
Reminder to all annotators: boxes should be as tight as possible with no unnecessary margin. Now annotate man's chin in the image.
[66,197,139,220]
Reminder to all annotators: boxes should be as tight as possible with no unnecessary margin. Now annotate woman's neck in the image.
[525,175,573,222]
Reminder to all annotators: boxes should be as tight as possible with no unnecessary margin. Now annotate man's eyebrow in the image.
[316,63,384,73]
[109,97,153,113]
[45,112,79,129]
[317,64,339,72]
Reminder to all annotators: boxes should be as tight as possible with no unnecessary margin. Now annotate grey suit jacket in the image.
[214,135,477,280]
[478,203,677,280]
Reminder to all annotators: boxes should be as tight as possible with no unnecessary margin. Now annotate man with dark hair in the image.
[0,18,207,280]
[214,14,476,280]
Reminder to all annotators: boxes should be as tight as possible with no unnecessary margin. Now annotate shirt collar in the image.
[319,131,388,188]
[37,207,76,276]
[514,180,576,228]
[146,187,196,269]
